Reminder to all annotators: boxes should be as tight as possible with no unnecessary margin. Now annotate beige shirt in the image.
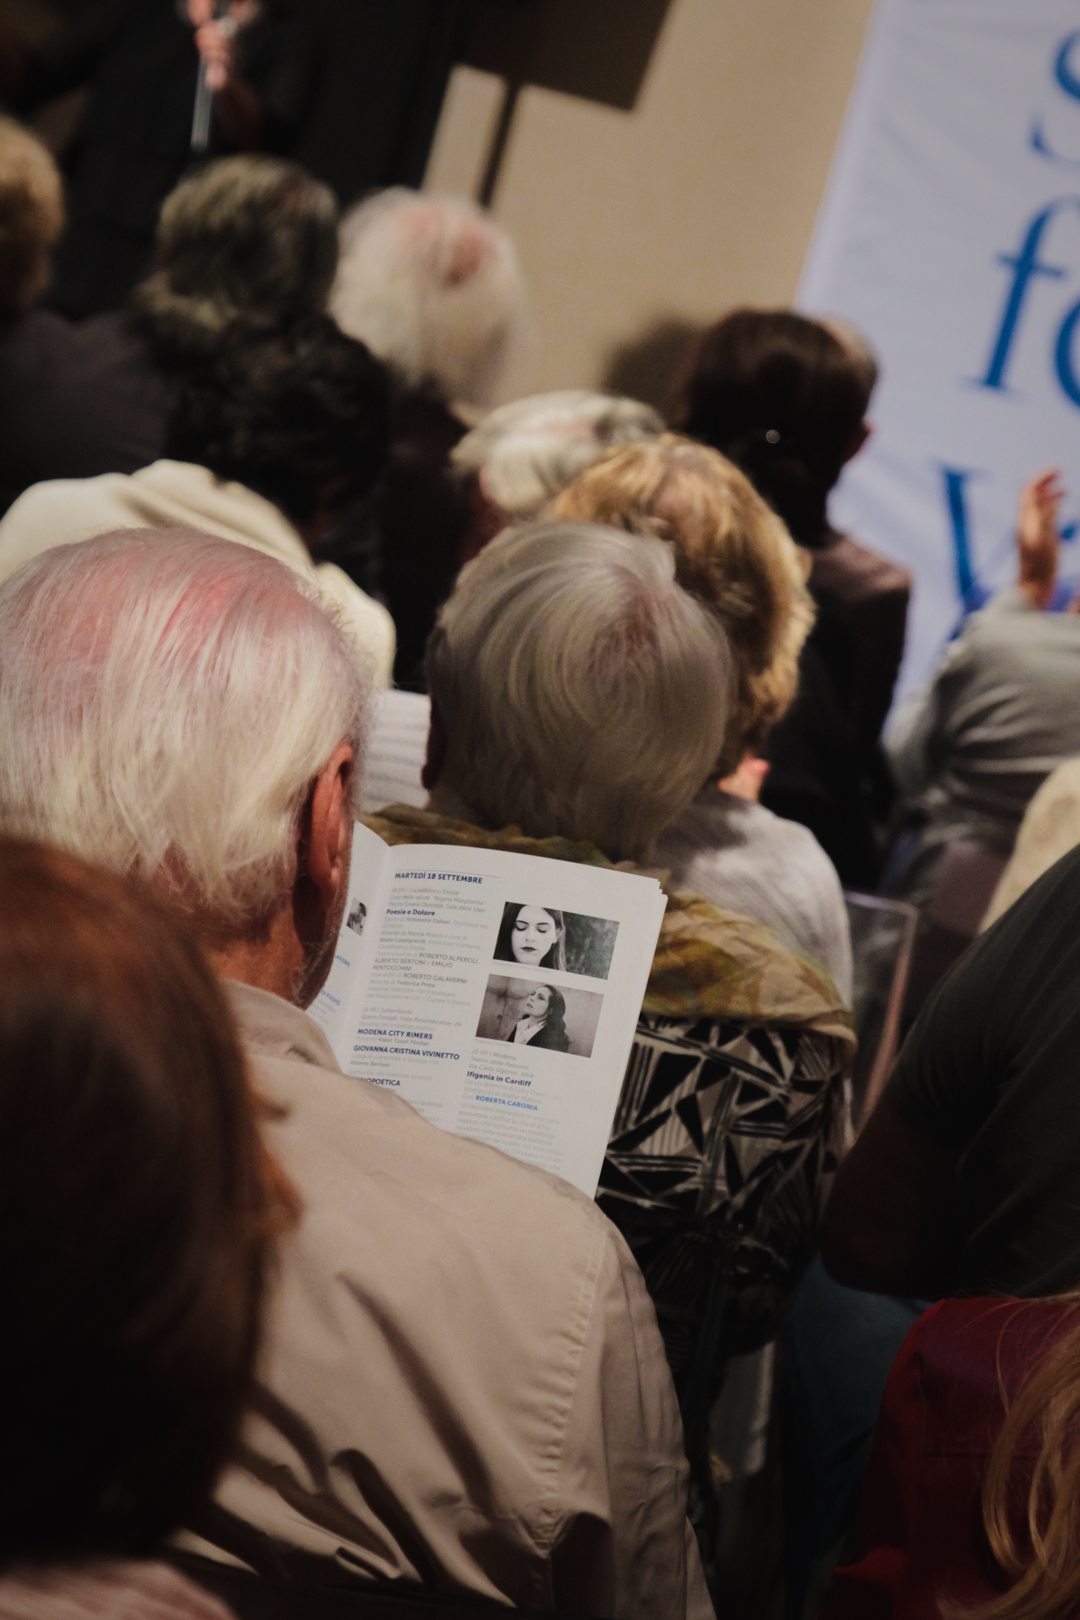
[193,983,711,1620]
[0,460,395,686]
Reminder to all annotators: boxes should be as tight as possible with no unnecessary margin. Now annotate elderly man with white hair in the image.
[0,524,715,1620]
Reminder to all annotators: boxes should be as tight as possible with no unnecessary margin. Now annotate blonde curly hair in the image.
[553,433,813,778]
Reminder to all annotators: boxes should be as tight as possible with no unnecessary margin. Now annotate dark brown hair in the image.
[675,308,875,547]
[0,839,292,1568]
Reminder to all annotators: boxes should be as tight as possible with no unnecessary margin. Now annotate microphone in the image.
[190,1,236,154]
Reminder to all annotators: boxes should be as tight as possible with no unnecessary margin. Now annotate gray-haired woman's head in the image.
[425,520,734,861]
[451,391,664,522]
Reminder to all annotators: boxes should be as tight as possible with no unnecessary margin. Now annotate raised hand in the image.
[1017,468,1065,610]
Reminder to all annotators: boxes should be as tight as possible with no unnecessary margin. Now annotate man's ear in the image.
[422,701,447,792]
[303,739,354,911]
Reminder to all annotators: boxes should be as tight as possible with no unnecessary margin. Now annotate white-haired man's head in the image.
[451,391,664,524]
[424,521,734,862]
[330,188,526,406]
[0,531,369,974]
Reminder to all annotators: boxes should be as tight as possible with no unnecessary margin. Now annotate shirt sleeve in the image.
[551,1225,714,1620]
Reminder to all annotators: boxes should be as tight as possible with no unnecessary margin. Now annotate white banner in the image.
[800,0,1080,700]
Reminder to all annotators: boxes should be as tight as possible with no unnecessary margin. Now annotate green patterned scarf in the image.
[363,805,855,1056]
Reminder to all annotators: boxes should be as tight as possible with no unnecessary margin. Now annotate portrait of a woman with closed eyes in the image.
[493,903,567,970]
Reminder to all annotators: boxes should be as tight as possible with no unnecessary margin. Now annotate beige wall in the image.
[425,0,876,410]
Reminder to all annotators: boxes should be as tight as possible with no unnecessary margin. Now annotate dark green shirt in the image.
[888,841,1080,1295]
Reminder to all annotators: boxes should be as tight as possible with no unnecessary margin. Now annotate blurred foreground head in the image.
[0,115,63,318]
[132,154,339,360]
[0,838,289,1567]
[424,520,734,861]
[0,530,369,965]
[331,188,526,406]
[554,432,813,776]
[676,307,877,545]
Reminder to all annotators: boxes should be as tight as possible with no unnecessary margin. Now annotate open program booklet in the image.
[310,822,667,1196]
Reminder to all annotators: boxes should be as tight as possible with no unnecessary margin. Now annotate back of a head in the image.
[452,390,664,520]
[167,314,390,530]
[331,188,526,406]
[0,116,63,318]
[0,530,369,937]
[553,432,814,774]
[132,155,339,362]
[676,308,876,545]
[425,520,733,861]
[0,838,283,1566]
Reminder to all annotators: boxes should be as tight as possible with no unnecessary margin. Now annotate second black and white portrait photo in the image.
[475,976,603,1059]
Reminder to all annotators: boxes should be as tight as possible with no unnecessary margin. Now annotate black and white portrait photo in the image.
[475,976,603,1059]
[492,902,619,979]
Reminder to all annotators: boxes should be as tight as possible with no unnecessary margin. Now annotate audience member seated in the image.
[454,389,664,558]
[553,432,852,1001]
[331,189,528,687]
[889,470,1080,905]
[0,315,396,683]
[824,828,1080,1301]
[800,738,1080,1615]
[0,143,341,519]
[676,309,910,888]
[821,1295,1080,1620]
[780,467,1080,1608]
[367,519,854,1381]
[0,115,162,516]
[885,469,1080,1017]
[0,837,289,1620]
[0,528,711,1620]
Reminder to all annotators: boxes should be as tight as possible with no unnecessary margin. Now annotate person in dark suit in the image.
[506,984,570,1051]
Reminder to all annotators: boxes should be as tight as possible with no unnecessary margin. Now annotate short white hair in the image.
[330,188,526,405]
[426,521,734,861]
[451,391,664,519]
[0,530,370,933]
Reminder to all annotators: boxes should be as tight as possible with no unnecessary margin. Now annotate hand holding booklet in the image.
[310,823,667,1196]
